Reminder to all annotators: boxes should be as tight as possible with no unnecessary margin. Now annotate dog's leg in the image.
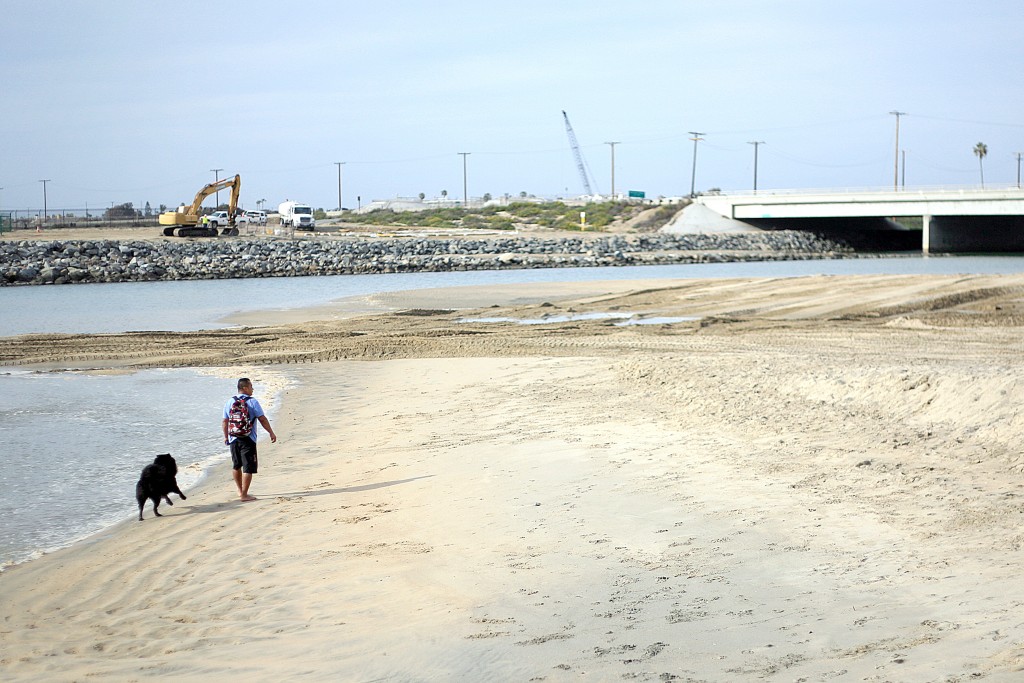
[152,496,162,517]
[136,484,146,521]
[163,495,174,507]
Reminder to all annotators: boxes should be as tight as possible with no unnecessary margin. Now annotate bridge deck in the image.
[699,187,1024,220]
[695,188,1024,254]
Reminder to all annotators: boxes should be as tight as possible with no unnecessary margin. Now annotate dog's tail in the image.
[135,481,147,518]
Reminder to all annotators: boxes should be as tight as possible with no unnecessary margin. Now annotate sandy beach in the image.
[2,273,1024,680]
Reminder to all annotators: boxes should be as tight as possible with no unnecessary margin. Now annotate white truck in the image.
[206,211,232,229]
[277,201,316,231]
[236,210,267,226]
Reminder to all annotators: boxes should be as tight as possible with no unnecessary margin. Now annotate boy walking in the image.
[222,377,277,501]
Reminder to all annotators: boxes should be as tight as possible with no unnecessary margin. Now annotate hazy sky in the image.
[3,0,1023,213]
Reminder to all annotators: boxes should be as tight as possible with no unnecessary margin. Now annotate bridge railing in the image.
[706,184,1024,198]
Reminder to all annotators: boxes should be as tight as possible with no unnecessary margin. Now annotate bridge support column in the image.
[922,214,932,254]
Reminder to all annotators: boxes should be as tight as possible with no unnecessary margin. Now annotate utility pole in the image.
[604,142,619,199]
[901,150,907,188]
[458,152,470,206]
[334,162,345,211]
[688,132,704,197]
[747,141,764,192]
[210,168,224,207]
[39,179,51,222]
[889,111,906,190]
[1016,152,1022,189]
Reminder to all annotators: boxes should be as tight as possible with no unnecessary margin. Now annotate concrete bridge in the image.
[694,187,1024,253]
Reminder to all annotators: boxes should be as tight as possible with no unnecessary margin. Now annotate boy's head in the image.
[237,377,253,393]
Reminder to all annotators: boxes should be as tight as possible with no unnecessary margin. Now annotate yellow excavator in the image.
[159,174,242,237]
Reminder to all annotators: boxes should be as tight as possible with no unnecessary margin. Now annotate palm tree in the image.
[974,142,988,187]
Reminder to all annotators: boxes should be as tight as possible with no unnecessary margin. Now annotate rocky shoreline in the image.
[1,231,856,286]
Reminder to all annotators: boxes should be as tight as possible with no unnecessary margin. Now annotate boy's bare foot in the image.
[240,494,258,502]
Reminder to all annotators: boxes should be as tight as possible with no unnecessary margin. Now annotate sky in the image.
[3,0,1024,214]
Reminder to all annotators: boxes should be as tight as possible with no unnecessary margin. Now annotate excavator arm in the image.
[185,175,242,217]
[226,176,241,219]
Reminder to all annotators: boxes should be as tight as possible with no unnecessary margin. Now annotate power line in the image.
[763,146,887,169]
[912,114,1024,129]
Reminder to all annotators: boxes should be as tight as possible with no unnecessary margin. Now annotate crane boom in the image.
[562,110,593,196]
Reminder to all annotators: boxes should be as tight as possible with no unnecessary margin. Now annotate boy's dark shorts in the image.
[230,437,258,474]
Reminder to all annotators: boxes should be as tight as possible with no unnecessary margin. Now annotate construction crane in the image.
[562,110,594,196]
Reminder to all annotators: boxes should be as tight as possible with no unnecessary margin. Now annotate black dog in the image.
[136,453,187,521]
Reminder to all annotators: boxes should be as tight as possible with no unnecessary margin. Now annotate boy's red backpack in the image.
[227,395,253,438]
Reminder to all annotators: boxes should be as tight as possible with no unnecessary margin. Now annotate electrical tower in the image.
[562,110,594,196]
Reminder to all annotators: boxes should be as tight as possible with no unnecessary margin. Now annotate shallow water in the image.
[459,312,635,324]
[0,369,278,568]
[3,256,1024,337]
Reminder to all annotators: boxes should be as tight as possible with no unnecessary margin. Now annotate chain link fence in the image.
[0,208,161,231]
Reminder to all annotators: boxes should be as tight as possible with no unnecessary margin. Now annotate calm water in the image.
[4,256,1024,337]
[2,256,1023,568]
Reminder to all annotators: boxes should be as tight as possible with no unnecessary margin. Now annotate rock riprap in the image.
[1,232,854,286]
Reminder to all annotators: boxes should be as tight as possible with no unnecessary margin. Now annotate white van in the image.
[238,210,267,226]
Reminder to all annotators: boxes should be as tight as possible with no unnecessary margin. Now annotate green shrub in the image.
[348,199,644,232]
